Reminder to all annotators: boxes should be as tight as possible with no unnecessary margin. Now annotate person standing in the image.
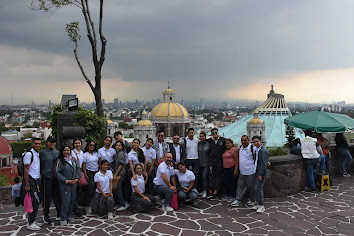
[153,153,176,212]
[251,136,269,214]
[40,136,61,224]
[142,138,156,194]
[169,135,186,168]
[197,132,210,198]
[231,135,256,207]
[298,130,326,191]
[180,128,200,189]
[82,140,99,214]
[317,133,332,185]
[152,130,169,164]
[24,138,42,231]
[71,138,84,218]
[98,136,116,171]
[335,133,353,177]
[222,139,238,202]
[55,145,80,225]
[207,128,226,200]
[113,140,127,210]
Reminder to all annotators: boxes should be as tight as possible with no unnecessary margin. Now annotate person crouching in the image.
[91,160,114,220]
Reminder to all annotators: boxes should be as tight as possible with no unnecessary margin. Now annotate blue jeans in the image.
[304,155,326,189]
[254,177,265,205]
[199,166,209,192]
[177,190,198,203]
[153,184,174,207]
[337,148,353,173]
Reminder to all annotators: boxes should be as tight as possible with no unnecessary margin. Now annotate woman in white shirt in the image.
[82,140,99,214]
[71,138,84,218]
[175,162,198,206]
[97,136,116,171]
[91,160,114,220]
[142,138,156,195]
[130,163,156,213]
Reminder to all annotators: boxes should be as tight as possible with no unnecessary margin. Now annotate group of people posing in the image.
[22,129,270,231]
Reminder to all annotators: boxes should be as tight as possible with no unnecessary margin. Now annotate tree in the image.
[285,124,295,148]
[30,0,106,117]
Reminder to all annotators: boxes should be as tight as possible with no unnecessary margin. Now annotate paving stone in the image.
[154,215,176,223]
[198,220,222,231]
[171,219,200,230]
[130,221,151,234]
[214,230,233,236]
[180,229,207,236]
[223,222,247,232]
[87,229,110,236]
[208,217,233,225]
[267,231,291,236]
[151,223,180,235]
[0,225,18,231]
[243,227,269,234]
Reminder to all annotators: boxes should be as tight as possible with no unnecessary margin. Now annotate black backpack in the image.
[17,151,34,177]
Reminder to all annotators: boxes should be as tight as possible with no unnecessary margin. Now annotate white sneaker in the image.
[86,207,92,214]
[108,212,113,220]
[27,223,41,231]
[256,205,265,213]
[202,191,207,198]
[162,205,174,212]
[230,199,242,207]
[33,221,43,227]
[251,205,259,210]
[117,202,129,211]
[60,220,68,226]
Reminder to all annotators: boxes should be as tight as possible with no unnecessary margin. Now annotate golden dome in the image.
[151,102,189,119]
[249,118,263,124]
[106,120,113,125]
[137,120,153,127]
[142,110,148,114]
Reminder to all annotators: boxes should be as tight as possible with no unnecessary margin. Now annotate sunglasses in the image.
[211,132,218,134]
[173,137,180,140]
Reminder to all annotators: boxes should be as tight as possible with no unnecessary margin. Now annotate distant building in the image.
[134,110,156,144]
[114,98,118,107]
[247,111,266,145]
[218,85,302,147]
[150,84,191,137]
[0,136,13,167]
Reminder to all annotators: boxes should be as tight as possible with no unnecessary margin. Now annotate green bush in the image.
[267,147,288,157]
[11,141,46,158]
[0,173,10,186]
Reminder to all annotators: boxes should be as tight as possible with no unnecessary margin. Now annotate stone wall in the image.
[264,154,307,198]
[0,185,14,205]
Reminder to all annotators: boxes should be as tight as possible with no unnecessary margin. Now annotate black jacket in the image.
[169,143,186,164]
[208,137,226,161]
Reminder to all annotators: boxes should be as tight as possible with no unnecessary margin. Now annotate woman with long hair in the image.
[55,145,80,225]
[141,138,156,195]
[113,140,127,209]
[98,136,116,171]
[91,160,114,220]
[82,140,99,214]
[71,138,84,217]
[130,163,156,213]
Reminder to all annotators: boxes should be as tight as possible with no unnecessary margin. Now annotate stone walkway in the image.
[1,176,354,236]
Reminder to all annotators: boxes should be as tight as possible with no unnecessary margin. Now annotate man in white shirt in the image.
[153,153,176,211]
[231,135,256,207]
[180,128,200,189]
[24,138,42,231]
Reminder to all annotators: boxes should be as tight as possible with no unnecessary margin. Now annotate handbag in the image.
[112,174,122,192]
[79,172,88,186]
[169,192,179,210]
[24,192,33,213]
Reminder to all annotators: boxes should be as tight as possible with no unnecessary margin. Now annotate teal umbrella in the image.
[284,110,354,133]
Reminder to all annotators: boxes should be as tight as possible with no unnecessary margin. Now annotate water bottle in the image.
[34,192,41,204]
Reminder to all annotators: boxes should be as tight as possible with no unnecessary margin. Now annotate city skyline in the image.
[2,1,354,105]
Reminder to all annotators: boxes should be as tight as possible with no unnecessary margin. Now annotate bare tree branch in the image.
[98,0,107,69]
[73,39,94,92]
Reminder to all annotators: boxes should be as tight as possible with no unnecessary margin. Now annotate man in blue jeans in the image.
[153,153,177,211]
[298,130,326,192]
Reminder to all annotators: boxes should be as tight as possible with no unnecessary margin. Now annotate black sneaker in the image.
[206,193,213,200]
[43,215,51,224]
[209,194,219,200]
[74,210,83,218]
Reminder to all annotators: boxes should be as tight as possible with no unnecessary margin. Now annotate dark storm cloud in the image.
[2,0,354,98]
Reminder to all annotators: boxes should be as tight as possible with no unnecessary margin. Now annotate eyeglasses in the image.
[158,135,164,137]
[211,132,218,134]
[89,144,95,147]
[173,137,180,140]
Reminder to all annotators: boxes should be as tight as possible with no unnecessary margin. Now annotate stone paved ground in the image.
[1,176,354,236]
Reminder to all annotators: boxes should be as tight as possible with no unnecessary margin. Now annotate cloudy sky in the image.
[1,0,354,105]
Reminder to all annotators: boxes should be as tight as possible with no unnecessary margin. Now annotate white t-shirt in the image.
[300,136,320,159]
[71,149,84,169]
[23,148,40,180]
[153,161,174,186]
[94,170,113,194]
[183,137,199,160]
[142,147,156,163]
[239,144,255,175]
[83,152,99,172]
[131,174,145,193]
[173,144,181,162]
[128,150,140,165]
[174,169,195,187]
[97,147,116,163]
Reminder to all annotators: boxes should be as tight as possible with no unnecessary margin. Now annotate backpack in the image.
[17,151,34,177]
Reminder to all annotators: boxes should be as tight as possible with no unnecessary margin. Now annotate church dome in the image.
[151,103,189,119]
[249,118,263,124]
[137,119,153,127]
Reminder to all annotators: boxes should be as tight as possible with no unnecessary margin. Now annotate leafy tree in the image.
[285,124,295,148]
[31,0,107,117]
[32,121,41,128]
